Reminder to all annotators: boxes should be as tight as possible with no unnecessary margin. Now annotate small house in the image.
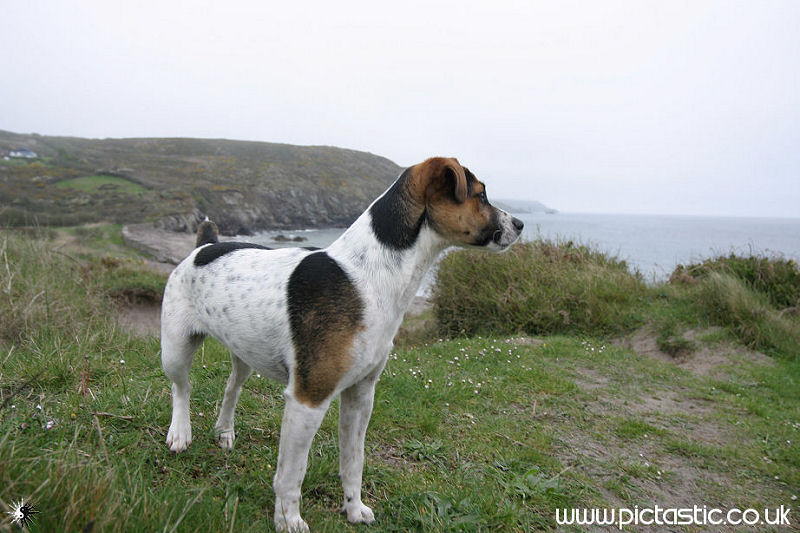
[9,148,38,159]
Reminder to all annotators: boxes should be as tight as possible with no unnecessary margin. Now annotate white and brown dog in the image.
[160,157,524,532]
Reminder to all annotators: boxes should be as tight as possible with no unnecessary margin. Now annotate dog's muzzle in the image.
[490,213,524,249]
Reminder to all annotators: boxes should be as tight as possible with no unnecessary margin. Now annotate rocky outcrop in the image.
[122,224,229,264]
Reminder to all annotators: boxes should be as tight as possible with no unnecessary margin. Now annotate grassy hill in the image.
[0,229,797,531]
[0,130,401,234]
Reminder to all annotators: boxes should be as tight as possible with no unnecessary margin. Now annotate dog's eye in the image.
[478,192,488,204]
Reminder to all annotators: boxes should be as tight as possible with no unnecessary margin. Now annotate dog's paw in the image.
[343,501,375,524]
[217,429,235,450]
[166,421,192,453]
[274,516,309,533]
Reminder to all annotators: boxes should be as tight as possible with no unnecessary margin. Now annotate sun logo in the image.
[6,498,39,527]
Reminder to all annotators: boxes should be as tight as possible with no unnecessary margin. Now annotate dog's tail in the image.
[195,217,219,248]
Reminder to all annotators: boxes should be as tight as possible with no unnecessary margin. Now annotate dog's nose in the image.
[512,217,524,232]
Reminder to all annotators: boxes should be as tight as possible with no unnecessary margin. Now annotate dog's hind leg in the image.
[214,354,252,450]
[161,330,203,453]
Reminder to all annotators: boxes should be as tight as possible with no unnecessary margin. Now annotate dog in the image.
[160,157,524,532]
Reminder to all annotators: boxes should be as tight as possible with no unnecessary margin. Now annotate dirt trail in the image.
[615,326,774,378]
[551,327,785,530]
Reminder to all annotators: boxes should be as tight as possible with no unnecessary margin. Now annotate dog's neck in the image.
[327,177,448,312]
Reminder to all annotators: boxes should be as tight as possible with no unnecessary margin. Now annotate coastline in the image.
[122,224,347,266]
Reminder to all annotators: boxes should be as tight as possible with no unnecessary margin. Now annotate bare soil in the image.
[615,326,774,378]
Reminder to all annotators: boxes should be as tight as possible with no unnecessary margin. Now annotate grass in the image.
[433,240,647,339]
[435,239,800,361]
[1,232,799,531]
[693,272,800,357]
[0,158,32,167]
[54,175,147,194]
[655,318,697,357]
[672,253,800,308]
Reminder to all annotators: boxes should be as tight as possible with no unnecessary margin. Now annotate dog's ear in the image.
[410,157,468,204]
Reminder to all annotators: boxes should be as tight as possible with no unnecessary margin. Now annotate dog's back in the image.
[162,219,324,389]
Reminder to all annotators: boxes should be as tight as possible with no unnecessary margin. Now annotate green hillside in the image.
[0,130,401,234]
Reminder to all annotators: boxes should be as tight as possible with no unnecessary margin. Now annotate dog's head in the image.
[408,157,523,251]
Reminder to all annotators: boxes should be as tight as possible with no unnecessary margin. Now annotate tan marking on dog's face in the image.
[406,158,501,246]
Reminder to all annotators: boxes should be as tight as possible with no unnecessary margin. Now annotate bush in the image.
[433,240,647,338]
[671,253,800,309]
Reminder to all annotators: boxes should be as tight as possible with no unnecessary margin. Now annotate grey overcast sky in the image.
[1,1,798,217]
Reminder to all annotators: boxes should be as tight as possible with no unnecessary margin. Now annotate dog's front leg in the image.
[338,370,381,525]
[273,393,329,533]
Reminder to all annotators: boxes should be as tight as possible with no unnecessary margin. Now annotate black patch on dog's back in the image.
[287,251,363,405]
[369,168,424,250]
[194,242,273,267]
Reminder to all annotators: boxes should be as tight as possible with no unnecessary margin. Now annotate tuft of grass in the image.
[672,253,800,309]
[433,239,647,338]
[613,419,667,440]
[655,318,697,357]
[0,233,102,342]
[693,272,800,358]
[84,256,167,303]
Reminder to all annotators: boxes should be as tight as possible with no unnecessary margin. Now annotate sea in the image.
[244,212,800,291]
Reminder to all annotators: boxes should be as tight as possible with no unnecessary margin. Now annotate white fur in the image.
[160,173,521,531]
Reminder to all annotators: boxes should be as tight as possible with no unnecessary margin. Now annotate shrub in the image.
[433,240,647,338]
[671,253,800,309]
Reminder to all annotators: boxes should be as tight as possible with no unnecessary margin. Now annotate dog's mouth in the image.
[492,229,503,244]
[491,229,520,249]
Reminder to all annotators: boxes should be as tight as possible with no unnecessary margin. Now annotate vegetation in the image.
[434,240,647,338]
[654,318,697,357]
[435,239,800,361]
[0,129,400,233]
[672,253,800,308]
[693,272,800,357]
[55,175,147,194]
[1,231,798,531]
